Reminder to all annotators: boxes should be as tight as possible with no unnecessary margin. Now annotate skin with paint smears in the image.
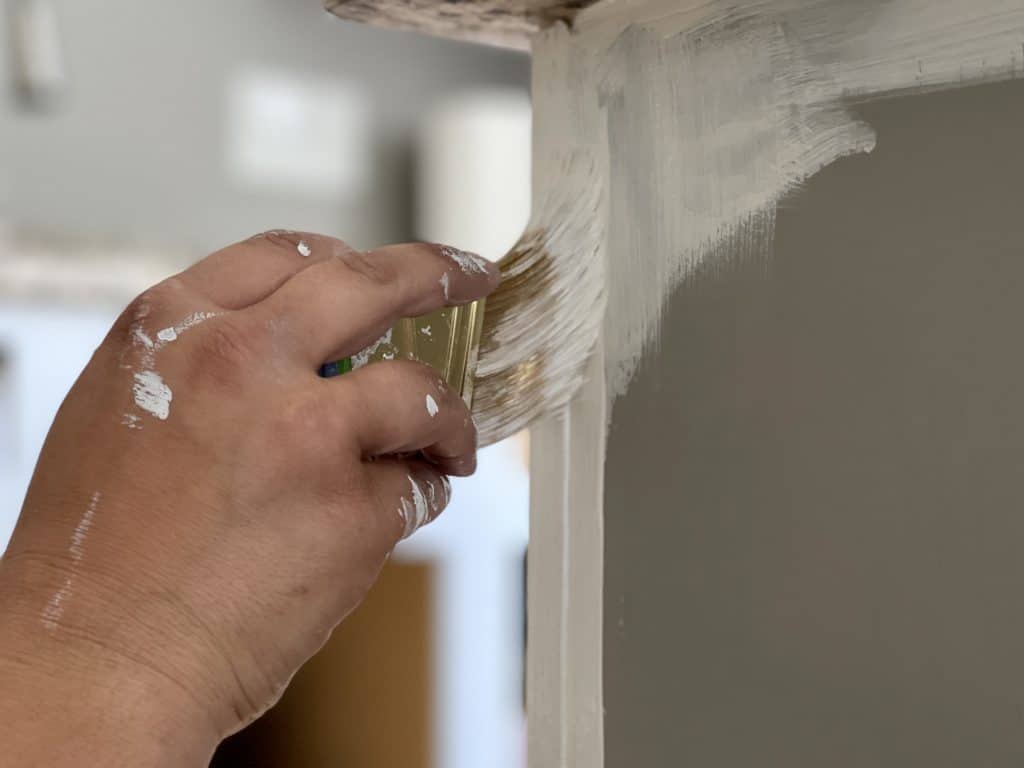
[0,232,499,768]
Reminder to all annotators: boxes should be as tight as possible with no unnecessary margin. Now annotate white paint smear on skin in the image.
[297,240,312,257]
[425,393,439,417]
[124,311,217,426]
[439,272,451,301]
[133,370,172,420]
[352,327,393,369]
[155,311,218,346]
[42,491,101,632]
[399,475,432,539]
[517,0,1024,410]
[440,246,489,275]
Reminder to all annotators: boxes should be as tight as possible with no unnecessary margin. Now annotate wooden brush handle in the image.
[323,0,595,49]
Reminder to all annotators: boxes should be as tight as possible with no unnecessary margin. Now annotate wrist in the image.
[0,629,221,767]
[0,561,222,767]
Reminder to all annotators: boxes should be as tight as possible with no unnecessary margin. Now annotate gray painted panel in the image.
[605,79,1024,766]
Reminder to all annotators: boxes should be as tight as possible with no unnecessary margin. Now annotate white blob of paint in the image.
[421,325,432,337]
[425,393,439,418]
[440,245,489,275]
[156,327,177,343]
[297,240,312,257]
[352,328,393,369]
[439,272,451,301]
[133,370,172,420]
[122,413,142,430]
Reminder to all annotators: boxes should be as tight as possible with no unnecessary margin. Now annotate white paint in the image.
[522,0,1024,402]
[297,240,312,257]
[132,370,172,420]
[440,271,451,301]
[352,327,393,370]
[440,245,490,275]
[514,3,1024,766]
[42,491,101,632]
[399,474,433,539]
[132,326,154,349]
[40,576,72,632]
[124,311,216,424]
[68,491,100,562]
[426,393,439,417]
[421,325,432,337]
[154,310,218,347]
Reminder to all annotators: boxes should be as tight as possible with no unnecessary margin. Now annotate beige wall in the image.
[604,78,1024,766]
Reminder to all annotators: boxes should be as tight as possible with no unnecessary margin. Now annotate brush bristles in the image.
[472,158,605,446]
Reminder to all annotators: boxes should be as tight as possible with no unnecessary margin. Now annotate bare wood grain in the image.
[323,0,596,49]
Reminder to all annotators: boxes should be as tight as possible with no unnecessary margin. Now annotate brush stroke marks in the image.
[517,0,1024,407]
[42,491,101,632]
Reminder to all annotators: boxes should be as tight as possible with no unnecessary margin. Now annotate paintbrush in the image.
[321,153,604,447]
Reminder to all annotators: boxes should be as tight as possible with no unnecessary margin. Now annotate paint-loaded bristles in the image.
[473,155,605,446]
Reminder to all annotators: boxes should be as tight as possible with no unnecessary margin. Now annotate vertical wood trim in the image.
[528,345,605,767]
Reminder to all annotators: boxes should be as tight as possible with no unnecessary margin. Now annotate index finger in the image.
[244,242,500,367]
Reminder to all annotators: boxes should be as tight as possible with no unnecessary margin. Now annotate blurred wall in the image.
[0,0,529,251]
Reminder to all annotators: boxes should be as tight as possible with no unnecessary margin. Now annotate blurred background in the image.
[0,1,531,765]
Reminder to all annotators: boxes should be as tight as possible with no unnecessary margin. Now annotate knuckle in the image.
[184,318,260,391]
[334,249,399,289]
[248,229,301,251]
[112,278,188,345]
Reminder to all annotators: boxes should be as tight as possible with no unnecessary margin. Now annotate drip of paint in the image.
[425,393,439,417]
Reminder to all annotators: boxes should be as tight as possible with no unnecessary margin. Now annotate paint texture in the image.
[522,0,1024,401]
[42,491,101,632]
[123,309,217,424]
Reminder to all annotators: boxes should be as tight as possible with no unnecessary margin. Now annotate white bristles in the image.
[473,149,605,446]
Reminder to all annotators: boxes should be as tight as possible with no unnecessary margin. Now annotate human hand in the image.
[0,231,499,765]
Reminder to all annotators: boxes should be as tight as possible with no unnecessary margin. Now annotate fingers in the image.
[366,458,452,540]
[176,231,357,309]
[245,241,500,367]
[333,359,477,475]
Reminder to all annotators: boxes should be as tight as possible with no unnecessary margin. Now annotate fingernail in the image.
[436,244,501,284]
